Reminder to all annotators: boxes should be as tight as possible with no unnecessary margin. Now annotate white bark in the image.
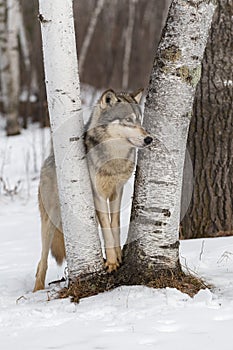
[0,0,20,135]
[18,3,30,70]
[78,0,105,75]
[122,0,137,90]
[38,0,104,281]
[7,0,20,101]
[125,0,216,272]
[18,5,36,123]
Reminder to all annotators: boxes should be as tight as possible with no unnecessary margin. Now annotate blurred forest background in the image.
[0,0,171,127]
[0,0,232,240]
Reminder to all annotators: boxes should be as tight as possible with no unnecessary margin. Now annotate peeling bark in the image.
[121,0,216,283]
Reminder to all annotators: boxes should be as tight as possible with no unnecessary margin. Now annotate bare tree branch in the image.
[78,0,105,75]
[122,0,137,90]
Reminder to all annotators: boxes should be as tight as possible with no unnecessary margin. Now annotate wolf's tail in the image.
[50,227,66,265]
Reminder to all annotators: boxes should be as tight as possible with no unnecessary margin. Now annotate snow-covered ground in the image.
[1,123,233,350]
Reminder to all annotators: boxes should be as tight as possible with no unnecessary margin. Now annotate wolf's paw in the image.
[105,260,120,273]
[105,248,120,273]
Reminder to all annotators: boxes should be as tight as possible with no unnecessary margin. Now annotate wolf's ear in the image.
[100,89,118,109]
[131,88,144,103]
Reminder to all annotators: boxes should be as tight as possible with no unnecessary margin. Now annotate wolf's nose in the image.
[144,136,153,145]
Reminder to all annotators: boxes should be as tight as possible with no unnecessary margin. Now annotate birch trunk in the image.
[0,0,20,136]
[122,0,137,89]
[18,3,30,70]
[38,0,104,283]
[121,0,216,284]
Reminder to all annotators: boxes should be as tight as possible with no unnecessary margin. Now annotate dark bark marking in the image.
[162,209,171,217]
[147,207,171,217]
[154,221,167,226]
[176,65,202,87]
[160,45,182,62]
[159,241,180,250]
[69,137,80,142]
[38,14,51,24]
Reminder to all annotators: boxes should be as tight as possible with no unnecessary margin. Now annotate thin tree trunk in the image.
[38,0,104,283]
[18,1,31,129]
[120,0,216,284]
[0,1,7,98]
[0,0,21,136]
[122,0,137,90]
[181,0,233,239]
[18,3,30,70]
[78,0,105,76]
[6,0,20,135]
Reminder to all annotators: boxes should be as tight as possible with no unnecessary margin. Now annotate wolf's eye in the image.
[125,117,132,123]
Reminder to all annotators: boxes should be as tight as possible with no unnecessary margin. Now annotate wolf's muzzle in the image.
[144,136,153,146]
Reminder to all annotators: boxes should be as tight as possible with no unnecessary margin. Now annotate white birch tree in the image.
[0,0,21,135]
[120,0,217,284]
[38,0,105,284]
[0,0,31,135]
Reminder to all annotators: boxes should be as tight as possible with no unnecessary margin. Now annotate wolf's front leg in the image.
[109,188,123,264]
[94,196,119,272]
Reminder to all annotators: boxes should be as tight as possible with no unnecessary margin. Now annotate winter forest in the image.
[1,0,233,349]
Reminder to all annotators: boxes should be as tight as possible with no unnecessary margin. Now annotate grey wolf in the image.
[33,89,153,292]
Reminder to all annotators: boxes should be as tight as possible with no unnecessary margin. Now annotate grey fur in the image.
[33,88,153,291]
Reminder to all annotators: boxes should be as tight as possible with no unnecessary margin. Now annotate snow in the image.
[20,89,38,103]
[1,123,233,350]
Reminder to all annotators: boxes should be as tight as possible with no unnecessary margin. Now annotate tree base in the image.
[6,119,21,136]
[57,266,209,303]
[6,129,21,136]
[146,269,209,297]
[58,271,115,303]
[56,241,210,302]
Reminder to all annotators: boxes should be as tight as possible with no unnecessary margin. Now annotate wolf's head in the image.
[87,88,153,148]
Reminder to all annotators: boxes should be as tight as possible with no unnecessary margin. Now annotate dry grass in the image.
[147,270,210,298]
[57,269,210,303]
[58,274,115,303]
